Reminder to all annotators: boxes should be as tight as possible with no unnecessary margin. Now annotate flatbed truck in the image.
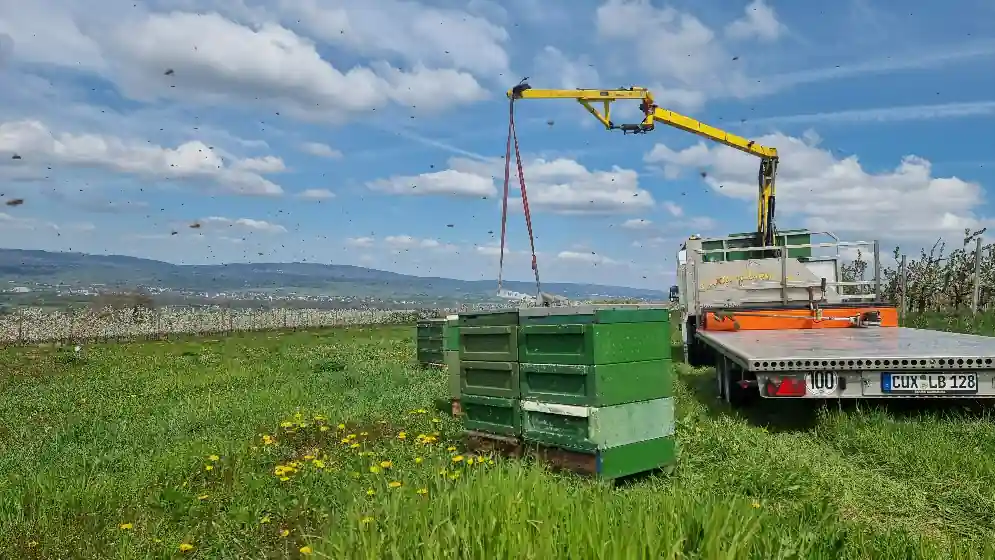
[675,230,995,405]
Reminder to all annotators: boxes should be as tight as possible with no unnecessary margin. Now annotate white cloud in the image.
[281,0,511,79]
[346,236,375,247]
[662,201,684,217]
[0,120,283,195]
[622,218,653,230]
[367,167,496,198]
[384,235,455,251]
[3,7,489,123]
[533,46,600,90]
[724,0,784,43]
[556,250,618,266]
[198,216,287,233]
[297,188,336,200]
[300,142,343,159]
[644,131,992,240]
[595,0,779,107]
[379,156,654,214]
[747,101,995,127]
[0,211,93,233]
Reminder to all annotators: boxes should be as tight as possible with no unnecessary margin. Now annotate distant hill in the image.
[0,249,666,302]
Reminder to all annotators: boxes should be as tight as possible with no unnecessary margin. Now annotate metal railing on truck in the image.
[689,231,882,306]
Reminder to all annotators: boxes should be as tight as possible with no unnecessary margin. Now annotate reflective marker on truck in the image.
[881,372,978,395]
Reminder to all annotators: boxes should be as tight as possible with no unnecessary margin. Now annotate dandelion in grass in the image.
[300,546,313,555]
[197,494,210,500]
[415,457,423,464]
[350,443,360,449]
[119,523,133,530]
[360,431,369,436]
[452,455,464,463]
[397,432,407,440]
[280,421,294,428]
[360,516,374,525]
[280,529,290,538]
[416,488,428,496]
[319,425,330,432]
[366,488,376,496]
[380,460,392,469]
[208,454,220,462]
[431,418,441,424]
[260,515,271,524]
[369,465,381,474]
[388,481,402,489]
[449,472,460,480]
[204,464,213,471]
[314,415,327,421]
[312,459,326,469]
[179,543,194,552]
[752,501,761,509]
[337,423,346,430]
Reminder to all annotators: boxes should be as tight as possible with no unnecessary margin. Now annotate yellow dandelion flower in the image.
[360,431,369,436]
[337,423,346,430]
[438,468,447,476]
[154,538,162,543]
[280,421,294,428]
[449,472,460,480]
[119,523,133,530]
[197,494,209,500]
[300,546,313,555]
[415,457,423,464]
[294,412,303,420]
[752,501,761,509]
[179,543,194,552]
[260,515,271,524]
[350,443,360,449]
[312,459,326,469]
[347,434,357,440]
[280,476,290,482]
[319,426,330,432]
[369,465,381,474]
[204,464,213,471]
[208,454,220,461]
[313,415,327,421]
[388,481,402,488]
[431,418,441,423]
[466,457,474,465]
[280,529,290,538]
[452,455,464,463]
[380,460,392,468]
[488,459,495,465]
[397,432,407,440]
[416,488,428,495]
[366,488,375,496]
[304,454,315,460]
[360,516,374,525]
[299,422,309,429]
[447,446,457,452]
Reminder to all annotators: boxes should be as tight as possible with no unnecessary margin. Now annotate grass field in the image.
[2,312,995,559]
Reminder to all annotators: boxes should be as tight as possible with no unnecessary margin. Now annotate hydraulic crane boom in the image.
[507,83,779,247]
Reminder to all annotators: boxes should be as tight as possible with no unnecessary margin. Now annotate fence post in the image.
[899,254,907,323]
[973,237,983,315]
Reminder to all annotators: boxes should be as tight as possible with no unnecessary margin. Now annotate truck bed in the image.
[696,327,995,373]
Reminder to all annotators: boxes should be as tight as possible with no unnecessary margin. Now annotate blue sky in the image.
[0,0,992,290]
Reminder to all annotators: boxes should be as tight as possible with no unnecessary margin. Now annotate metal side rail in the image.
[697,327,995,398]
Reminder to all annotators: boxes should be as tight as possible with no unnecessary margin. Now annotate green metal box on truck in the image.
[701,230,813,262]
[520,397,677,479]
[459,325,519,362]
[461,394,520,437]
[460,361,520,399]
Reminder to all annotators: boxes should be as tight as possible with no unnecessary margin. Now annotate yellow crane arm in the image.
[507,84,779,247]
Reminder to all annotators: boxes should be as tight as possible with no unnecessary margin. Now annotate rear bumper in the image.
[757,371,995,398]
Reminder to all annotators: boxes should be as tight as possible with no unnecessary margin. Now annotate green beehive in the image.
[458,308,520,327]
[460,361,520,399]
[444,315,460,352]
[416,318,446,365]
[519,360,673,407]
[518,319,670,366]
[521,397,677,479]
[461,394,520,436]
[459,325,519,362]
[701,230,813,262]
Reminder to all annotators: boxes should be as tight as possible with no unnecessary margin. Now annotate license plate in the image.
[880,372,978,394]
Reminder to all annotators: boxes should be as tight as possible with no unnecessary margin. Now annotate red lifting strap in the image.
[498,96,542,299]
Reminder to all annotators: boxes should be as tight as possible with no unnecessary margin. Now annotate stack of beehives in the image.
[458,305,677,479]
[415,318,446,367]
